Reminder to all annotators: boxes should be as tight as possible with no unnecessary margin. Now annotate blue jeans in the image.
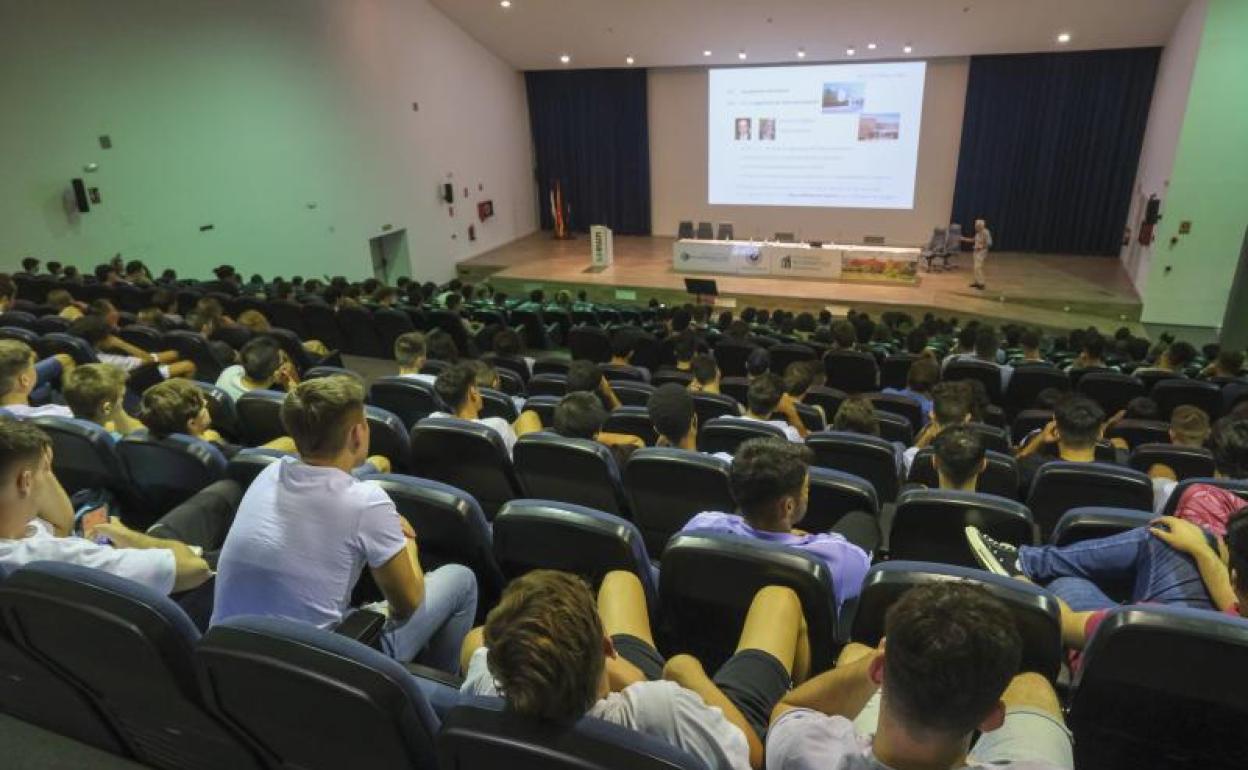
[380,564,478,670]
[1019,527,1214,611]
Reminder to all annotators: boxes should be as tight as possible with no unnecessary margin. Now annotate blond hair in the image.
[280,375,366,457]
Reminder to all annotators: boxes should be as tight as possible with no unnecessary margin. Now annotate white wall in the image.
[648,59,969,245]
[1119,0,1207,293]
[0,0,537,282]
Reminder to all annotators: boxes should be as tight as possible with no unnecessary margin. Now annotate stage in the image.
[458,233,1144,333]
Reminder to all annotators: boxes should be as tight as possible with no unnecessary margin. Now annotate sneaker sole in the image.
[963,526,1009,576]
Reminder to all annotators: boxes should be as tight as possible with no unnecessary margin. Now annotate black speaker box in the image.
[71,178,90,213]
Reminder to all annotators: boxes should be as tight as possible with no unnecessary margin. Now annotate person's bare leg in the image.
[598,570,654,688]
[793,612,811,685]
[1000,672,1063,719]
[459,626,485,674]
[734,585,803,674]
[836,641,875,667]
[1057,597,1093,650]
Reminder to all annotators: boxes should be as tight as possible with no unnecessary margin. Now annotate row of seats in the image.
[3,553,1243,769]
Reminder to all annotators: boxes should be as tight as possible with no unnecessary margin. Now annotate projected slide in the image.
[708,61,927,209]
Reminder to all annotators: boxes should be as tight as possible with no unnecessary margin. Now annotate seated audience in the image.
[881,356,939,427]
[461,569,807,770]
[62,363,145,437]
[567,359,623,411]
[1066,332,1117,374]
[783,361,825,416]
[767,582,1072,769]
[931,425,987,492]
[552,391,644,464]
[215,336,299,401]
[690,353,725,395]
[833,395,906,471]
[394,331,436,384]
[946,326,1012,389]
[1203,349,1245,380]
[648,382,702,453]
[1136,340,1197,376]
[607,328,650,382]
[236,309,329,357]
[1015,395,1123,497]
[212,376,477,668]
[140,378,298,459]
[0,341,76,418]
[681,438,875,595]
[724,372,806,442]
[431,361,541,455]
[0,417,223,595]
[46,288,85,321]
[490,328,534,375]
[903,381,974,471]
[1015,327,1046,364]
[69,314,196,382]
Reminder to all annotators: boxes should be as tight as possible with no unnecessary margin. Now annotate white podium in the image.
[590,225,614,269]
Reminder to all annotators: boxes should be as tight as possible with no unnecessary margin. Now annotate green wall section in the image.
[1141,0,1248,328]
[0,0,536,283]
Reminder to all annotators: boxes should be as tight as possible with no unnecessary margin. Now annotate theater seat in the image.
[824,350,878,393]
[337,305,385,357]
[624,448,736,557]
[439,695,705,770]
[769,343,816,375]
[1069,605,1248,769]
[845,561,1062,681]
[602,405,657,445]
[697,415,785,455]
[1105,418,1171,449]
[32,416,136,506]
[1150,378,1223,420]
[0,565,125,755]
[161,329,225,382]
[1078,372,1146,415]
[527,373,568,397]
[119,324,164,352]
[875,410,914,445]
[805,467,879,534]
[117,432,228,527]
[1129,442,1216,481]
[372,307,416,354]
[35,331,100,365]
[868,393,924,433]
[410,417,522,519]
[364,405,411,472]
[806,431,902,503]
[1025,461,1154,540]
[567,326,611,363]
[1011,409,1054,444]
[234,389,288,445]
[197,616,440,770]
[691,391,741,425]
[513,433,629,517]
[368,376,444,429]
[226,447,289,489]
[713,339,755,377]
[944,359,1004,405]
[1003,365,1069,418]
[478,386,519,423]
[491,500,658,611]
[1051,507,1153,546]
[302,303,345,351]
[520,394,560,428]
[192,380,241,442]
[880,353,918,391]
[888,489,1036,567]
[608,380,655,406]
[0,562,264,769]
[906,447,1021,500]
[659,532,842,674]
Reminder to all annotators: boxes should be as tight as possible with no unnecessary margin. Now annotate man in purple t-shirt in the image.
[679,438,875,608]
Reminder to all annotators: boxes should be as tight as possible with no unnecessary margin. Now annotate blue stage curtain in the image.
[525,68,651,235]
[950,48,1160,256]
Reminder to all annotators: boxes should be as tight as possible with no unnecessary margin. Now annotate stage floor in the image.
[459,233,1143,333]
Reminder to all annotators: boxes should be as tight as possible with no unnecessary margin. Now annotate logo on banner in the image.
[747,250,762,264]
[779,255,793,270]
[680,252,690,262]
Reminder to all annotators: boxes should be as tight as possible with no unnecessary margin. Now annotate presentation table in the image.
[672,239,920,284]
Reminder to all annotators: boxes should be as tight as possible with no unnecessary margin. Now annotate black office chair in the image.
[439,695,706,770]
[695,221,714,239]
[846,560,1062,681]
[234,388,288,445]
[410,417,522,519]
[513,433,630,517]
[0,562,264,770]
[659,532,842,674]
[888,489,1036,567]
[624,448,735,558]
[824,350,878,393]
[117,433,228,527]
[1069,604,1248,769]
[697,416,785,455]
[676,220,695,239]
[492,499,658,609]
[1129,443,1216,480]
[1078,372,1147,415]
[806,467,879,534]
[807,431,902,503]
[1025,461,1154,540]
[197,616,440,770]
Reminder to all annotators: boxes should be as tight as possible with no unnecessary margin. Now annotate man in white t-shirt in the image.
[722,373,807,444]
[0,340,76,419]
[430,361,541,456]
[211,375,477,670]
[460,569,807,770]
[0,418,215,595]
[766,582,1073,770]
[394,331,438,386]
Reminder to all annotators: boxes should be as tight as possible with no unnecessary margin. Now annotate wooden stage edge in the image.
[458,233,1145,335]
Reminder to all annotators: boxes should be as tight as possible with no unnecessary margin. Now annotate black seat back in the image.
[410,417,521,519]
[1025,461,1154,539]
[117,433,228,527]
[1078,372,1146,415]
[527,373,568,397]
[691,391,741,425]
[162,330,225,382]
[372,308,416,355]
[769,343,816,374]
[697,416,785,455]
[610,380,655,406]
[624,448,735,557]
[868,393,924,433]
[33,416,135,504]
[713,339,755,377]
[192,380,242,442]
[824,350,878,393]
[338,305,385,357]
[119,324,164,352]
[368,376,444,429]
[568,326,611,363]
[513,433,629,516]
[805,467,879,534]
[235,389,289,445]
[301,303,345,350]
[907,447,1021,499]
[365,405,412,472]
[807,431,901,502]
[604,405,658,445]
[1003,366,1069,418]
[1129,443,1216,481]
[1152,378,1223,420]
[889,489,1036,567]
[1106,418,1171,449]
[880,354,917,390]
[944,359,1003,404]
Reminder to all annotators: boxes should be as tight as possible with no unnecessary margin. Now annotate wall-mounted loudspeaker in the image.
[71,178,90,213]
[442,183,454,204]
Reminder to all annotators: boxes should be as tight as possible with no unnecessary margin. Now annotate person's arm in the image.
[1150,516,1238,612]
[87,517,212,592]
[664,655,766,770]
[598,378,622,411]
[512,409,543,435]
[911,418,939,450]
[596,431,645,449]
[776,394,810,438]
[100,334,153,359]
[771,642,880,724]
[31,447,74,536]
[1016,420,1058,459]
[369,517,425,621]
[109,408,147,436]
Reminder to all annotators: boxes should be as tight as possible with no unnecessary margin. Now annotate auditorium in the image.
[1,1,1247,768]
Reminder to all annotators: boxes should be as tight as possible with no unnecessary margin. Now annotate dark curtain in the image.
[951,48,1160,256]
[525,68,651,235]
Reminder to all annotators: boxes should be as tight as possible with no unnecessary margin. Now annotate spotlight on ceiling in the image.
[1057,32,1072,44]
[559,53,571,64]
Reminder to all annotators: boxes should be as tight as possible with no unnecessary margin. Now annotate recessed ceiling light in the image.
[737,50,747,60]
[559,53,571,64]
[499,0,511,7]
[796,49,806,58]
[703,49,712,57]
[1057,32,1072,44]
[626,55,635,65]
[903,44,913,54]
[846,47,856,56]
[867,42,877,50]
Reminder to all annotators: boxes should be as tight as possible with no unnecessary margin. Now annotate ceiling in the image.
[430,0,1191,71]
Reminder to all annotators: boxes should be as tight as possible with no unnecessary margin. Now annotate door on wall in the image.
[1220,225,1248,352]
[369,229,411,285]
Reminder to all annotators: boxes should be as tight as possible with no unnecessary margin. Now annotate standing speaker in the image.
[71,178,90,213]
[442,183,453,204]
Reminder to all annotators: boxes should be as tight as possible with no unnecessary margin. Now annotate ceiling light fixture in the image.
[703,49,712,57]
[846,46,856,56]
[903,44,913,54]
[499,0,511,7]
[796,48,806,58]
[867,42,877,50]
[559,53,571,64]
[1057,32,1072,43]
[738,50,747,60]
[626,55,635,65]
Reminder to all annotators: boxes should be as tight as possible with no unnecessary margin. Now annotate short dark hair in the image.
[906,357,939,393]
[240,337,282,382]
[434,361,478,412]
[1083,333,1106,361]
[140,379,206,438]
[21,257,39,272]
[610,328,638,359]
[1020,328,1041,350]
[673,331,697,363]
[394,332,427,369]
[930,381,973,427]
[883,582,1021,735]
[1216,349,1245,375]
[729,438,813,519]
[783,361,818,397]
[1054,395,1105,448]
[746,372,785,416]
[1166,341,1197,369]
[671,308,691,332]
[905,328,929,354]
[567,360,604,395]
[1124,396,1159,420]
[425,329,459,363]
[690,354,718,386]
[69,314,111,345]
[974,327,999,359]
[493,328,524,356]
[1227,507,1248,593]
[1211,416,1248,479]
[745,348,770,377]
[934,425,986,487]
[553,392,608,440]
[647,383,695,445]
[0,416,51,479]
[830,321,857,348]
[833,395,879,436]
